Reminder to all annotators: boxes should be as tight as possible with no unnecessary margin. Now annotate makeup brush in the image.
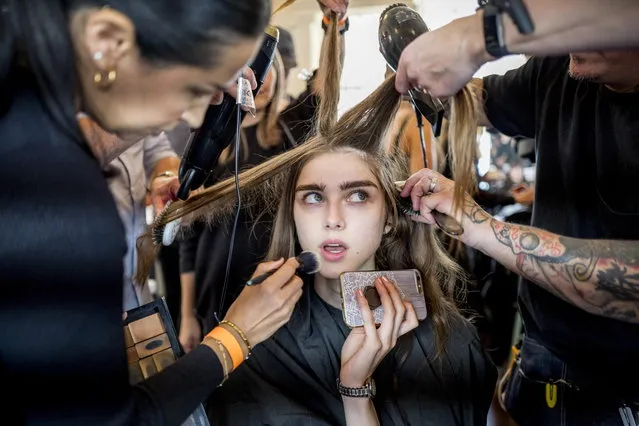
[246,251,322,286]
[394,181,464,237]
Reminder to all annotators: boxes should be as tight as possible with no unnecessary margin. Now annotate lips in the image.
[319,239,349,262]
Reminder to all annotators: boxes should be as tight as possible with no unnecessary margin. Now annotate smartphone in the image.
[339,269,428,328]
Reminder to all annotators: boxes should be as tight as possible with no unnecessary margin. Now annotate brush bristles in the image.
[297,250,321,275]
[396,192,420,216]
[151,201,172,245]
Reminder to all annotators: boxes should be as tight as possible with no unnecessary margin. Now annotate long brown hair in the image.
[446,87,479,212]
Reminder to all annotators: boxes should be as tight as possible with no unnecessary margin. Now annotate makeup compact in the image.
[123,298,210,426]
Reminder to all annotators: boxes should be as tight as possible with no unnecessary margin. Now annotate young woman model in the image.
[142,76,497,425]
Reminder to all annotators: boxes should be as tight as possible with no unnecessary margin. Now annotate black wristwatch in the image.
[481,3,509,58]
[337,378,376,398]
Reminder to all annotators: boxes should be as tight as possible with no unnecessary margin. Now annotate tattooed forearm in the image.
[484,218,639,323]
[464,197,491,224]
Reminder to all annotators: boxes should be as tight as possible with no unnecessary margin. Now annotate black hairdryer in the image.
[378,3,445,137]
[176,26,280,200]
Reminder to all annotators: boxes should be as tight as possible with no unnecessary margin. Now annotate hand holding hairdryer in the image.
[176,26,280,200]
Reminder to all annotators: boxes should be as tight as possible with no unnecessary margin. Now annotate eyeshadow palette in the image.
[124,298,210,426]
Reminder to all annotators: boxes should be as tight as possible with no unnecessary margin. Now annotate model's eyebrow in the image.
[339,180,378,191]
[295,183,326,192]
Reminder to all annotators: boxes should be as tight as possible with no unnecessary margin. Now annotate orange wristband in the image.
[207,326,244,370]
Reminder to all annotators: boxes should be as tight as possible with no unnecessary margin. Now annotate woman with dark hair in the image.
[0,1,353,424]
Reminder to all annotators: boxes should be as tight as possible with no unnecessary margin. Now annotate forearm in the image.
[468,205,639,323]
[342,398,379,426]
[180,272,197,319]
[474,0,639,58]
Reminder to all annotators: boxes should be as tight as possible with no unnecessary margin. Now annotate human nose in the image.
[324,200,345,230]
[180,90,224,129]
[181,105,207,130]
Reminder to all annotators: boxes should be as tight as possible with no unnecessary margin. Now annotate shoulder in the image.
[484,55,570,89]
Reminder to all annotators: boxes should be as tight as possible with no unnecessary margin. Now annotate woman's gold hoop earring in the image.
[93,69,117,90]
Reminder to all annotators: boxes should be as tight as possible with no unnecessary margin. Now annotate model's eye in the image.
[303,192,323,204]
[347,190,368,203]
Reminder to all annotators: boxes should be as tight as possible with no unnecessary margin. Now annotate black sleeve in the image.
[178,222,204,274]
[482,57,542,139]
[132,345,224,425]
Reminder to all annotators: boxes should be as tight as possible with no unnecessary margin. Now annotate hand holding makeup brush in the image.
[221,257,304,347]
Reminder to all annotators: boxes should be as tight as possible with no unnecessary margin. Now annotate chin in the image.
[318,268,343,281]
[569,55,605,82]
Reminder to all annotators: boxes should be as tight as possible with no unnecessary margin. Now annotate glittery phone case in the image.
[339,269,428,328]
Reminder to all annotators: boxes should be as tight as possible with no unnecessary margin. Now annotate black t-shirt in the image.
[0,72,223,424]
[483,56,639,374]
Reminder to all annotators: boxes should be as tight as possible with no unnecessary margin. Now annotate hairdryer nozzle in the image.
[379,3,429,72]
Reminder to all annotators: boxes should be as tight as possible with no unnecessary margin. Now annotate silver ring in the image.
[428,176,438,193]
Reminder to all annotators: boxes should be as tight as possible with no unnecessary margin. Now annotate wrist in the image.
[181,308,197,319]
[341,395,373,408]
[470,216,497,254]
[338,376,364,388]
[465,12,496,67]
[337,376,376,398]
[204,324,251,371]
[218,320,252,358]
[147,170,177,192]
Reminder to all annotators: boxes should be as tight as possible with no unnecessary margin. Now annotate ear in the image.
[383,223,392,235]
[82,8,136,72]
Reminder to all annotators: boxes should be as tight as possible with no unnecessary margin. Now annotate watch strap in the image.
[337,378,376,398]
[482,3,509,58]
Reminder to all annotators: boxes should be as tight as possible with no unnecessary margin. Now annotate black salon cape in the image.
[208,279,497,425]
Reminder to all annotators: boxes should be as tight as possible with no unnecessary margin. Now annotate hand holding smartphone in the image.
[339,269,427,328]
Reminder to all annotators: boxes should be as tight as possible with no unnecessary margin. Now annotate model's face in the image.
[71,7,261,142]
[293,151,388,280]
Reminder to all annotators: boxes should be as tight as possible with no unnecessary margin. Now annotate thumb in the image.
[251,257,285,278]
[153,198,165,216]
[419,190,455,220]
[168,179,181,200]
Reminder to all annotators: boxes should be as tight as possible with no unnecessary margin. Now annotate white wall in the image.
[271,0,525,103]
